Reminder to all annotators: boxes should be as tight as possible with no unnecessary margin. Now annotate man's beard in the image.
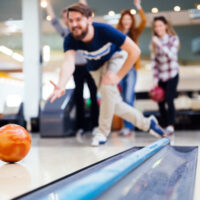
[71,25,89,40]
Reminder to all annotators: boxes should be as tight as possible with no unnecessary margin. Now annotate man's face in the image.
[67,11,90,40]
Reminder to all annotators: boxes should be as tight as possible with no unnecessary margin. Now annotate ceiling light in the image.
[40,1,47,8]
[0,46,13,56]
[197,4,200,10]
[108,11,115,16]
[46,15,52,21]
[12,53,24,62]
[151,8,158,14]
[174,6,181,12]
[130,9,136,15]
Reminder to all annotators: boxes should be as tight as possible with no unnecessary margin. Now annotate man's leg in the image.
[113,87,166,138]
[108,52,165,137]
[90,51,165,146]
[106,51,150,131]
[98,79,150,134]
[99,81,164,138]
[90,65,116,137]
[90,52,146,139]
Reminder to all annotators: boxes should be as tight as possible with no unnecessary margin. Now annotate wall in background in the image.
[0,0,198,21]
[139,25,200,63]
[0,25,199,63]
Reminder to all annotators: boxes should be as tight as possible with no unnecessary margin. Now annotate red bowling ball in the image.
[149,86,165,102]
[0,124,31,163]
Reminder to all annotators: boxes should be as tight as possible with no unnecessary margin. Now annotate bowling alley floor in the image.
[0,130,200,200]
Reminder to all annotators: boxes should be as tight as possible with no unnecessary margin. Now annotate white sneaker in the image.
[119,128,131,136]
[92,127,98,136]
[91,132,107,146]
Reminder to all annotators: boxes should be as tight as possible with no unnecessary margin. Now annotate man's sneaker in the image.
[91,132,107,146]
[119,128,132,136]
[165,126,175,136]
[92,127,98,136]
[149,116,166,138]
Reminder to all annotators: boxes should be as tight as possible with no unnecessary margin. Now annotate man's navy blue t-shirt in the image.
[63,22,126,71]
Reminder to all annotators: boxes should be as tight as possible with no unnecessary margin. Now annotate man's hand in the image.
[102,72,121,85]
[48,80,66,103]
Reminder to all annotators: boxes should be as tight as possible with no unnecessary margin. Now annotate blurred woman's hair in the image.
[116,9,137,41]
[153,16,177,36]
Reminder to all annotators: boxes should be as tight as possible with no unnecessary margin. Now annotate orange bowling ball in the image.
[0,124,31,163]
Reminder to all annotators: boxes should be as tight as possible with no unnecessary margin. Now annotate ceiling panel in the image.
[0,0,198,21]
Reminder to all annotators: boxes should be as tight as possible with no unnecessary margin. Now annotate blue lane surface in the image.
[34,138,169,200]
[98,145,198,200]
[15,138,198,200]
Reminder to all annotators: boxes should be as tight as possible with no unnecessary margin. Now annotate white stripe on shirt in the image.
[79,43,112,60]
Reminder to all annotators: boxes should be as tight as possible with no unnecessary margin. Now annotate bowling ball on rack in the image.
[0,124,31,163]
[149,86,165,102]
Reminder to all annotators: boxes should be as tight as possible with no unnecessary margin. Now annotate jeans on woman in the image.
[120,67,137,130]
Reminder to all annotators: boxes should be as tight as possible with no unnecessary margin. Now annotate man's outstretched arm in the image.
[49,50,76,102]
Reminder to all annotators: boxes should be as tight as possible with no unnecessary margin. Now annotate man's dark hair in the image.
[66,3,92,18]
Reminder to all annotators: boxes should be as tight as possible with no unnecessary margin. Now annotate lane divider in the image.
[42,138,170,200]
